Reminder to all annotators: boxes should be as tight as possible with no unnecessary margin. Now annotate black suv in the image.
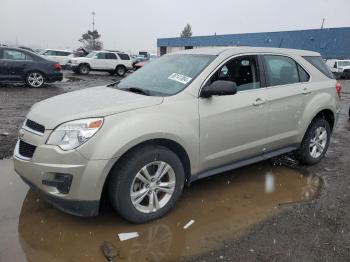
[0,47,63,88]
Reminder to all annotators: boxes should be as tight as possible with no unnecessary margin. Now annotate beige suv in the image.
[14,47,341,223]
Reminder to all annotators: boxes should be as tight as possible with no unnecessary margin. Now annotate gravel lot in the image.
[0,73,349,261]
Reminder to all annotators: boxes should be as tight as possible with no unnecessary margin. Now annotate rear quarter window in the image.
[118,53,130,60]
[303,56,334,79]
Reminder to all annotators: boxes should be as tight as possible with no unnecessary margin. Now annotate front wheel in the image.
[296,118,331,165]
[78,64,90,75]
[26,72,45,88]
[108,145,185,223]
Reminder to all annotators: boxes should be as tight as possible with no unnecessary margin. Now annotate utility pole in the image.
[91,11,96,49]
[321,18,325,29]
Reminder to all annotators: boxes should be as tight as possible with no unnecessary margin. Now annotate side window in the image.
[44,50,56,56]
[3,49,32,61]
[118,53,130,60]
[97,53,107,59]
[210,55,261,92]
[297,64,310,82]
[106,53,117,59]
[263,55,299,86]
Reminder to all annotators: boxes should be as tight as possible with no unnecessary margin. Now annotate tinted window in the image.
[56,51,71,56]
[106,53,117,59]
[263,55,299,86]
[97,53,107,59]
[303,56,334,79]
[297,64,310,82]
[118,53,130,60]
[210,55,261,92]
[3,49,33,61]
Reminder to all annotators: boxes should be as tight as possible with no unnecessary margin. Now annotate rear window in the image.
[303,56,334,79]
[118,53,130,60]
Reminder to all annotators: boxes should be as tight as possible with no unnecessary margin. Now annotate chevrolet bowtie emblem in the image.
[18,129,24,139]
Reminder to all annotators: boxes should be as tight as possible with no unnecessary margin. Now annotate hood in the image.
[27,86,163,129]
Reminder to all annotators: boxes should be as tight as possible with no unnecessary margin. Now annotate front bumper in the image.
[67,63,79,71]
[13,128,111,216]
[19,174,99,216]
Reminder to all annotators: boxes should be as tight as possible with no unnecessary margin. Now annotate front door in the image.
[199,55,269,172]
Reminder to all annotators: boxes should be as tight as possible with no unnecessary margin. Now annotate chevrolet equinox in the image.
[14,47,341,223]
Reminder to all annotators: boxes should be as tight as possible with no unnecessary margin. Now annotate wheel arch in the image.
[100,138,192,201]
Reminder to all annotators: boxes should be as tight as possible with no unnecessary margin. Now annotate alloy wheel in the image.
[309,126,327,158]
[27,72,44,87]
[130,161,176,214]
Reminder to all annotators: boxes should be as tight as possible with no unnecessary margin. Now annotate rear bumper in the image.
[46,72,63,82]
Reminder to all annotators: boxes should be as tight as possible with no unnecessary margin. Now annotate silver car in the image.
[14,47,341,223]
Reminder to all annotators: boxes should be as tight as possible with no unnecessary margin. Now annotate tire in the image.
[108,145,185,223]
[78,64,90,75]
[296,118,331,165]
[25,71,45,88]
[115,65,126,76]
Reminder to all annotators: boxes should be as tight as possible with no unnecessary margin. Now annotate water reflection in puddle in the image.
[0,159,320,262]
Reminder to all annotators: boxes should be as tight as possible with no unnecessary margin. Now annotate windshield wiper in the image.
[107,82,151,96]
[121,87,151,96]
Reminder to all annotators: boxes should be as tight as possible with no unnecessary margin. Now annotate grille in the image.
[26,119,45,134]
[19,140,36,159]
[343,69,350,73]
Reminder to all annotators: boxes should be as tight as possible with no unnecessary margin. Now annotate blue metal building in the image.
[157,27,350,59]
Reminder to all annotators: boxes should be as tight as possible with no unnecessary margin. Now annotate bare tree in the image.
[180,24,193,38]
[79,30,103,51]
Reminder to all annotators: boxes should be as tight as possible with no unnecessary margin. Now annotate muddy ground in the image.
[0,74,349,262]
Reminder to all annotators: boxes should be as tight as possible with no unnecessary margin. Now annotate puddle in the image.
[0,159,320,262]
[62,76,83,83]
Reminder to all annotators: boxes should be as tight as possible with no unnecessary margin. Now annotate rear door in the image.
[93,52,111,70]
[199,55,269,172]
[262,54,310,152]
[106,53,119,70]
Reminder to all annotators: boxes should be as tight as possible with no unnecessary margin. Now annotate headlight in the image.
[46,118,103,151]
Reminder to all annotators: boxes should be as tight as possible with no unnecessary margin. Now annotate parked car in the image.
[41,49,74,67]
[133,54,159,70]
[14,47,340,223]
[0,46,63,87]
[67,51,133,76]
[326,59,350,79]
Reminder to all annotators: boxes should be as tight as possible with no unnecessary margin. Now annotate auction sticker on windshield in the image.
[168,73,192,84]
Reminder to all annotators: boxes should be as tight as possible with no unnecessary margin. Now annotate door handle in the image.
[302,87,312,95]
[253,98,266,106]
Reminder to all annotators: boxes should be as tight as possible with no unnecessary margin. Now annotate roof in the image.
[158,27,350,59]
[169,46,319,56]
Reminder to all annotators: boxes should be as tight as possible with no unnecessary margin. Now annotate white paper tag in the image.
[168,73,192,84]
[117,232,139,241]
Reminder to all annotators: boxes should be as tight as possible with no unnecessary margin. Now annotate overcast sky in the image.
[0,0,349,53]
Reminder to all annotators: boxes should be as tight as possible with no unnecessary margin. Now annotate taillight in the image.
[54,63,61,71]
[336,82,342,98]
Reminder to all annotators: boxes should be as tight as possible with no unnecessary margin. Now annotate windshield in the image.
[338,60,350,67]
[86,51,97,58]
[117,54,215,96]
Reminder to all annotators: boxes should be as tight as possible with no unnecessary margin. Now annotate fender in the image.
[297,91,336,142]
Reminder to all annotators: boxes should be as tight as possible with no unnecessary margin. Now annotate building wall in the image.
[157,27,350,59]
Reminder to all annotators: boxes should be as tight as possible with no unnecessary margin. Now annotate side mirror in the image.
[201,80,237,98]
